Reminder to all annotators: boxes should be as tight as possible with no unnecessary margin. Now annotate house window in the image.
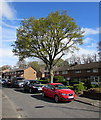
[75,70,81,73]
[56,71,59,75]
[93,69,98,73]
[87,69,91,73]
[62,71,68,74]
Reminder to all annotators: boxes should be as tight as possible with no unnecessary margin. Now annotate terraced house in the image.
[55,62,101,83]
[46,62,101,83]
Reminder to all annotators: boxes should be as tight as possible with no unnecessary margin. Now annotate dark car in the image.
[6,79,12,86]
[13,80,25,88]
[23,80,43,93]
[42,83,76,103]
[9,77,24,87]
[0,79,7,85]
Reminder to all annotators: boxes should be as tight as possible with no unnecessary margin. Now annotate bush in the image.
[82,79,92,89]
[38,80,49,84]
[88,88,101,93]
[69,81,79,86]
[91,84,98,88]
[54,76,66,82]
[73,83,85,94]
[66,81,69,86]
[66,86,74,90]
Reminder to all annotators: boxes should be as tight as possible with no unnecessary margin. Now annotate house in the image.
[3,67,37,80]
[0,69,11,79]
[45,62,101,83]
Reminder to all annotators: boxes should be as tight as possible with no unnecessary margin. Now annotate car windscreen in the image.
[54,84,68,89]
[31,81,40,85]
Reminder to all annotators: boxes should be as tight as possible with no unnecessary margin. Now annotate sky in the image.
[0,0,100,67]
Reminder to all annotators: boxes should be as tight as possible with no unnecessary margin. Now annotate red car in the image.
[42,83,76,103]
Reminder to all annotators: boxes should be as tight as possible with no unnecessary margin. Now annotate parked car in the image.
[0,79,7,85]
[23,80,43,93]
[42,83,76,103]
[9,77,24,87]
[13,80,25,88]
[6,79,13,87]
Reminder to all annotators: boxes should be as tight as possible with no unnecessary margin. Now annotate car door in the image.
[47,85,55,98]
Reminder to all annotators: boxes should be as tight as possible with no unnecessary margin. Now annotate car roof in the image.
[48,83,62,85]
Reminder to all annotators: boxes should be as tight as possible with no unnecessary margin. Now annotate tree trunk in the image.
[50,69,54,83]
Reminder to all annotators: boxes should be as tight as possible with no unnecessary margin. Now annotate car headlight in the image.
[61,93,67,96]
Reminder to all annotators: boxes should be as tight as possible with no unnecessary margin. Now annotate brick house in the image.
[3,67,37,80]
[0,69,11,79]
[45,62,101,83]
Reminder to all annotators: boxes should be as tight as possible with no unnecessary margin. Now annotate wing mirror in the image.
[51,87,55,91]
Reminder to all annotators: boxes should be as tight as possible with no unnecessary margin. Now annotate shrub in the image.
[66,86,74,90]
[69,81,79,86]
[73,83,85,94]
[66,81,69,86]
[88,88,101,93]
[38,80,49,84]
[91,84,98,88]
[54,76,66,82]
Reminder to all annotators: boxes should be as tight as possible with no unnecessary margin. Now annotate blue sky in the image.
[1,1,100,67]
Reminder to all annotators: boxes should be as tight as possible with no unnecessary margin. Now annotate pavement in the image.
[75,96,100,107]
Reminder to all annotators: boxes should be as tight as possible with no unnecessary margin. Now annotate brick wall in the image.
[24,67,37,80]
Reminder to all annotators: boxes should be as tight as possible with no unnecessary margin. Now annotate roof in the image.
[4,66,36,73]
[54,65,70,72]
[48,83,62,85]
[55,62,101,71]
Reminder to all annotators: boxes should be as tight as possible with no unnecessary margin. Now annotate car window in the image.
[54,84,68,89]
[46,85,54,89]
[31,81,40,84]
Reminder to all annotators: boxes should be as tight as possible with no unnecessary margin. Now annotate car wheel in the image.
[29,88,33,93]
[42,92,45,97]
[54,95,59,103]
[23,87,26,92]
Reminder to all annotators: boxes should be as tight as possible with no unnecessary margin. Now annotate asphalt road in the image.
[2,87,100,118]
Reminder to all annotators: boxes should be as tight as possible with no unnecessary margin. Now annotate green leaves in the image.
[12,11,84,82]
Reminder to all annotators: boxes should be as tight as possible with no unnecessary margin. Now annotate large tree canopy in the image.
[12,11,84,83]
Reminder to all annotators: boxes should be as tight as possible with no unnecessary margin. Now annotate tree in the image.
[53,58,65,67]
[0,65,11,70]
[12,11,84,83]
[28,61,40,71]
[16,59,27,69]
[98,41,101,61]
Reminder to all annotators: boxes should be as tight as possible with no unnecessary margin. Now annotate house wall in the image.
[24,67,37,80]
[53,68,101,82]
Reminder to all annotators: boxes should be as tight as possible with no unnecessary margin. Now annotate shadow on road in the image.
[31,94,71,104]
[31,95,99,113]
[31,94,55,103]
[14,88,30,94]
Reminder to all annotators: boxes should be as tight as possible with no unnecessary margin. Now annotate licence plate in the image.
[68,96,74,98]
[38,87,42,90]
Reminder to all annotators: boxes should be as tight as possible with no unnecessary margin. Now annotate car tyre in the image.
[42,92,45,97]
[29,88,33,93]
[54,95,59,103]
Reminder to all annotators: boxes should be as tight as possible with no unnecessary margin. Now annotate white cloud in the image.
[83,37,92,44]
[86,43,97,49]
[0,47,19,66]
[1,0,16,20]
[62,47,98,60]
[82,27,99,36]
[0,47,13,57]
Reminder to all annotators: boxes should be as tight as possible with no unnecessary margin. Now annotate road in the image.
[2,87,100,118]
